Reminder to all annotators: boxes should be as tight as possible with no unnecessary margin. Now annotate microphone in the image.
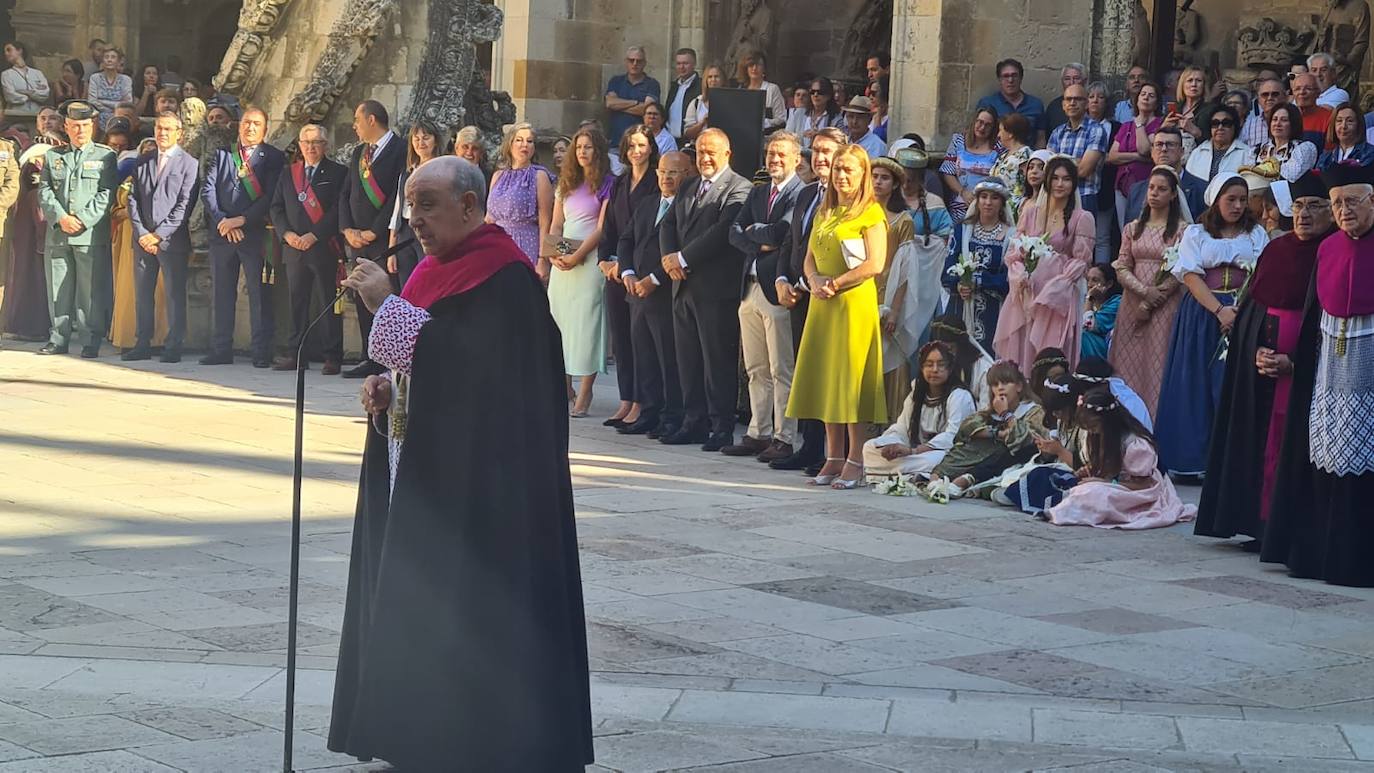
[282,236,413,773]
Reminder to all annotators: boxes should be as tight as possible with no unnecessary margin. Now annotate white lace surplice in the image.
[367,294,432,493]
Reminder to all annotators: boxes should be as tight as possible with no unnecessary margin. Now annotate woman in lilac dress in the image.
[488,122,553,280]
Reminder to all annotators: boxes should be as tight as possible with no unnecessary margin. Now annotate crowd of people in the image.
[0,39,1370,587]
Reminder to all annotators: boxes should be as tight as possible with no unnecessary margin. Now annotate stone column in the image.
[889,0,945,142]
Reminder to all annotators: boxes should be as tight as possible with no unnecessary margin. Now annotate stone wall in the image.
[494,0,703,137]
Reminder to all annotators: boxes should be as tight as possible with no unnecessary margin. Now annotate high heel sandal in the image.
[831,460,865,490]
[807,457,845,486]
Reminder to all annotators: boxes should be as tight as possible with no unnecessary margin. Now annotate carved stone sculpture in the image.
[840,0,892,80]
[1314,0,1372,93]
[405,0,504,133]
[724,0,776,82]
[1173,1,1203,67]
[284,0,399,125]
[1131,0,1152,69]
[1238,18,1314,72]
[214,0,294,94]
[463,70,517,150]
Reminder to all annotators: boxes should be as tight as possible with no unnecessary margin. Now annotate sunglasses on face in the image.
[1211,120,1235,128]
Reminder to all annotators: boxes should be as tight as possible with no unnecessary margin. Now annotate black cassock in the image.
[1195,233,1323,541]
[328,264,594,769]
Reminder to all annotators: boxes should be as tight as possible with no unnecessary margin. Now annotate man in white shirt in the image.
[841,96,886,158]
[642,102,677,156]
[664,48,700,140]
[1310,52,1352,109]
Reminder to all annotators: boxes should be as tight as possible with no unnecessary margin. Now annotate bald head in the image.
[405,156,488,257]
[657,150,691,197]
[1292,73,1319,108]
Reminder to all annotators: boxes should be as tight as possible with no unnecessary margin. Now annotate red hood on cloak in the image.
[400,223,533,310]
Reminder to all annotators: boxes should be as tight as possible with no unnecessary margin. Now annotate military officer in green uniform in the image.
[37,100,116,357]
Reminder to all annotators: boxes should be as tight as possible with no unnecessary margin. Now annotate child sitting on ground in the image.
[863,342,977,481]
[922,361,1046,501]
[1041,386,1197,528]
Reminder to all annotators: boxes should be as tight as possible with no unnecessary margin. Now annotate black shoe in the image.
[647,422,678,440]
[160,350,182,363]
[603,416,627,428]
[80,345,100,359]
[769,451,810,471]
[120,347,152,361]
[37,343,67,355]
[701,432,732,452]
[804,461,824,477]
[660,426,708,445]
[199,352,233,365]
[343,359,385,379]
[618,417,659,435]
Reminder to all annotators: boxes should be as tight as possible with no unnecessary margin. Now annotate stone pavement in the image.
[3,340,1374,772]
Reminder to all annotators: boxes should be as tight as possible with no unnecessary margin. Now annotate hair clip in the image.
[1072,373,1109,383]
[1084,400,1119,413]
[1044,380,1071,394]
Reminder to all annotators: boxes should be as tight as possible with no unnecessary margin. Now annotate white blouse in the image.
[872,387,976,450]
[1172,223,1269,279]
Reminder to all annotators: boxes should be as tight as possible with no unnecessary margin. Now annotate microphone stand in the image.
[283,239,413,773]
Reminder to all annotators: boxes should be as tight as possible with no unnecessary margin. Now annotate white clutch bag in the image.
[840,238,866,269]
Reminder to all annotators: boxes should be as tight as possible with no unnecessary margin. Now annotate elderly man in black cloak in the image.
[1196,173,1335,547]
[327,156,594,768]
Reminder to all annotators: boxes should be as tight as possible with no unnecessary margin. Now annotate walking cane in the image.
[284,239,414,773]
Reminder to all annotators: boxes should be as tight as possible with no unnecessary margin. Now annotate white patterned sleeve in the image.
[367,294,431,376]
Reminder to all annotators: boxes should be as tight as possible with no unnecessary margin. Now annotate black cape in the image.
[1195,236,1321,540]
[328,263,594,768]
[1260,261,1374,587]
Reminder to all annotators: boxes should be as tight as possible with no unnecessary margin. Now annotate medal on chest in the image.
[298,191,308,203]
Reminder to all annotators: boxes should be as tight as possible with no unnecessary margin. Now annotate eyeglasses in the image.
[299,140,326,146]
[1151,141,1180,149]
[626,58,645,64]
[1291,201,1332,214]
[1258,90,1284,99]
[1332,194,1372,211]
[1210,120,1235,128]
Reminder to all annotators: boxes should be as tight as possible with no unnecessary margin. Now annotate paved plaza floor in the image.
[3,340,1374,772]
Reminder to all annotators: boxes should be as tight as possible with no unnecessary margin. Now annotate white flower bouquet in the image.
[1012,233,1052,275]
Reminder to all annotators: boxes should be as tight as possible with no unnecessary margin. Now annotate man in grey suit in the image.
[125,111,198,361]
[659,128,752,451]
[723,131,803,462]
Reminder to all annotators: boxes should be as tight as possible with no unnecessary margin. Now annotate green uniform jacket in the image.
[38,141,116,247]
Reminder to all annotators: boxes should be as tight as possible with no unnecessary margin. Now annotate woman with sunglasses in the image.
[1181,105,1254,189]
[792,76,844,147]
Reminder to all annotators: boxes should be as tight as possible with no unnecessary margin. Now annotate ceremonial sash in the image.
[291,162,325,224]
[232,145,263,201]
[358,149,386,210]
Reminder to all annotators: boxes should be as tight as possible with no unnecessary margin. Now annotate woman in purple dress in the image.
[487,122,553,281]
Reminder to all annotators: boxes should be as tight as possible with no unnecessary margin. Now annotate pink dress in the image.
[1046,435,1197,529]
[993,204,1094,370]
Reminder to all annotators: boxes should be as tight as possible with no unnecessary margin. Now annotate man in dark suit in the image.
[339,99,405,378]
[659,128,752,451]
[199,106,285,367]
[723,131,803,462]
[125,110,198,362]
[269,123,347,374]
[616,150,693,437]
[769,127,848,474]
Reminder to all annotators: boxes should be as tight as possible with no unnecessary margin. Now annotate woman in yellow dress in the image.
[786,144,889,490]
[109,149,168,351]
